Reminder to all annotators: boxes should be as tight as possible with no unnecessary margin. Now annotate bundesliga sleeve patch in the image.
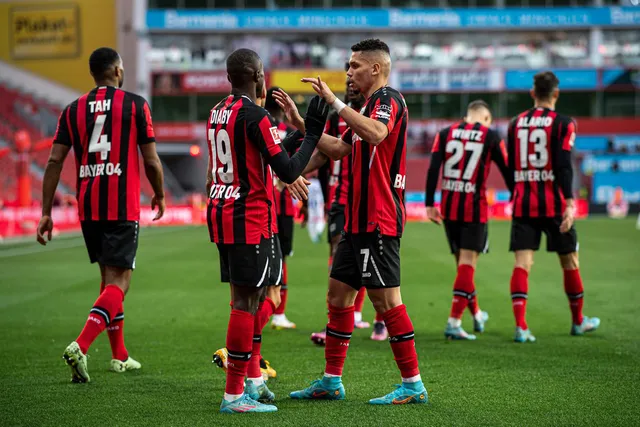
[269,126,282,145]
[372,103,392,120]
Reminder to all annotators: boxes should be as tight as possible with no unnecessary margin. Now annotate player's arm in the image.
[302,150,329,176]
[425,131,444,224]
[316,133,352,160]
[38,108,72,245]
[492,135,514,193]
[555,120,577,232]
[302,76,390,146]
[253,96,329,184]
[137,99,165,220]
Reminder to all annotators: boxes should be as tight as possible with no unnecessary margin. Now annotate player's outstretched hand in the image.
[304,96,330,138]
[273,89,305,132]
[286,176,311,201]
[426,206,443,225]
[152,194,166,221]
[36,215,53,246]
[560,203,575,233]
[301,76,337,104]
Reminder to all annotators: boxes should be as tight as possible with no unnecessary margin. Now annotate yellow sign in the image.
[270,70,347,94]
[10,4,80,59]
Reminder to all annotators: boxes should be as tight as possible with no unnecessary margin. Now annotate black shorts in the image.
[330,230,401,290]
[269,234,283,286]
[510,217,578,255]
[81,221,139,270]
[277,215,294,256]
[444,220,489,254]
[217,236,271,287]
[327,204,346,243]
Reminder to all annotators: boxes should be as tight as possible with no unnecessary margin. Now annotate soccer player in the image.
[276,81,378,347]
[289,39,428,405]
[425,100,512,340]
[207,48,328,413]
[507,71,600,343]
[36,47,165,382]
[263,88,299,330]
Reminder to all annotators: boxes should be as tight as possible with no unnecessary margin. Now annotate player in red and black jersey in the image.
[264,87,299,330]
[280,79,375,346]
[287,39,427,405]
[209,49,328,414]
[506,71,600,343]
[425,100,512,341]
[36,48,165,383]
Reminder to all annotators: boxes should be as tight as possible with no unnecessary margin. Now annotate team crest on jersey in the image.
[269,126,282,144]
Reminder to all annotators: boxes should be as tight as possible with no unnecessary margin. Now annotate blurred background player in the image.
[425,100,513,341]
[507,71,600,343]
[36,47,165,383]
[266,87,298,330]
[288,39,428,405]
[207,48,328,413]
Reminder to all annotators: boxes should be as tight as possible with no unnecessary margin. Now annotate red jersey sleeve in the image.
[136,99,156,145]
[53,107,72,146]
[562,120,577,152]
[248,110,285,159]
[369,89,403,135]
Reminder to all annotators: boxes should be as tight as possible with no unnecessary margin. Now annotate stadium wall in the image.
[0,0,116,92]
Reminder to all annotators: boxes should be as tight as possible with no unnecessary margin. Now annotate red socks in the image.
[225,309,255,395]
[247,298,277,379]
[375,311,384,323]
[354,287,366,313]
[76,284,124,354]
[450,264,475,319]
[324,304,355,376]
[99,282,128,361]
[383,304,420,379]
[510,267,529,330]
[563,269,584,325]
[275,263,288,315]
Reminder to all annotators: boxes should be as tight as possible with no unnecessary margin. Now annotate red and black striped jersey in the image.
[206,95,286,245]
[274,120,297,217]
[341,86,407,237]
[426,121,511,223]
[267,165,278,234]
[507,108,576,218]
[53,86,155,222]
[325,112,350,209]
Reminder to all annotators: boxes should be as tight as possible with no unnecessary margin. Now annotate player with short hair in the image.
[507,71,600,343]
[288,38,428,405]
[425,100,512,340]
[36,47,165,382]
[208,48,328,413]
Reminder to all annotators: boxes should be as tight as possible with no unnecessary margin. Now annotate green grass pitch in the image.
[0,218,638,426]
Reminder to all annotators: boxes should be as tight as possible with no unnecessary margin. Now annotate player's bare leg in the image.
[511,250,536,343]
[445,250,483,340]
[64,266,130,383]
[558,252,600,336]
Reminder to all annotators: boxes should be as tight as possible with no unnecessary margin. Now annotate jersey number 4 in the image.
[443,140,483,180]
[88,115,111,161]
[208,128,234,184]
[517,129,548,168]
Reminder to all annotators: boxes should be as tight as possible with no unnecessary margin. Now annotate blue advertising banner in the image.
[592,172,640,203]
[396,69,502,92]
[147,7,640,31]
[582,154,640,174]
[505,69,599,90]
